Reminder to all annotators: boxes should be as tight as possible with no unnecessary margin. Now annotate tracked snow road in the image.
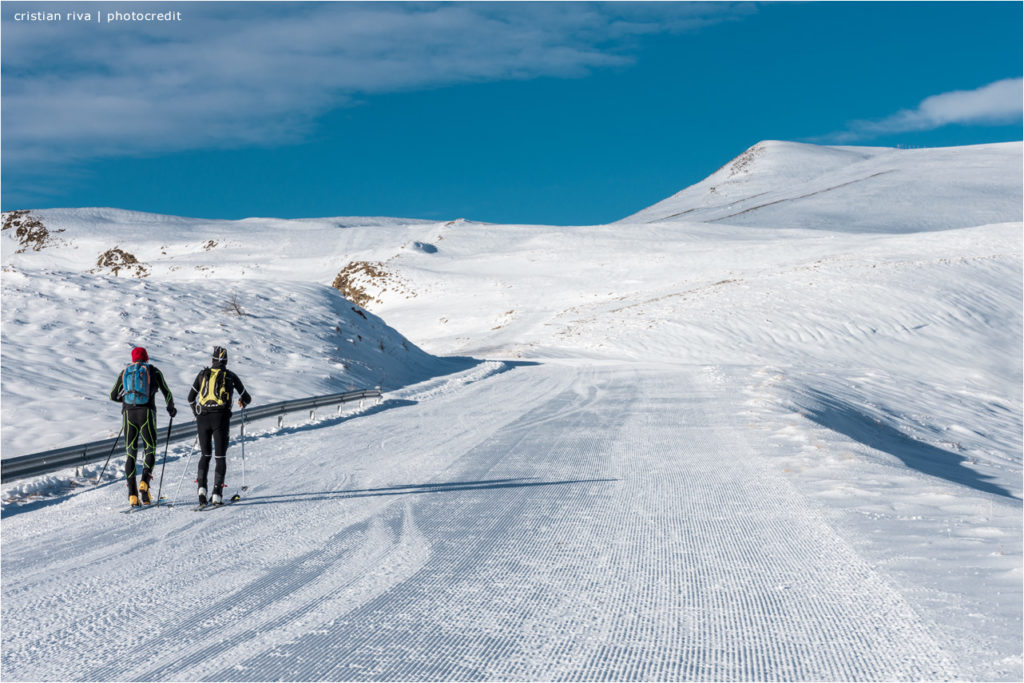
[1,364,968,680]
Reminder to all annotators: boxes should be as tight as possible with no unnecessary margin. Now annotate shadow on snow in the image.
[229,477,618,507]
[799,389,1018,500]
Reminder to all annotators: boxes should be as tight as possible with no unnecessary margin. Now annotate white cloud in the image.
[1,2,751,168]
[828,78,1023,142]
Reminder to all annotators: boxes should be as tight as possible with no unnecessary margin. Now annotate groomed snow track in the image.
[2,363,966,680]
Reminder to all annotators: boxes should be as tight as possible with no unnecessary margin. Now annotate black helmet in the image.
[212,346,228,364]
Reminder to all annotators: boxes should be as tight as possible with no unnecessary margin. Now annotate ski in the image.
[200,495,240,511]
[121,497,166,514]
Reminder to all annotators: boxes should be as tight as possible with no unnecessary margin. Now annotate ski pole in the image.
[171,434,199,506]
[154,417,173,504]
[240,404,247,492]
[95,422,124,485]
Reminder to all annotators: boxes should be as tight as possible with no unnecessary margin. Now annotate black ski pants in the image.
[123,407,157,495]
[196,411,232,493]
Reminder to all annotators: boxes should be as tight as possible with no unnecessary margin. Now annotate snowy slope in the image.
[0,271,472,454]
[3,207,442,284]
[1,209,476,454]
[2,140,1022,681]
[619,140,1022,232]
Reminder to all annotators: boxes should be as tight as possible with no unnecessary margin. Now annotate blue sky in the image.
[2,1,1021,225]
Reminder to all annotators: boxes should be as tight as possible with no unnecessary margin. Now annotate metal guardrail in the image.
[0,388,382,482]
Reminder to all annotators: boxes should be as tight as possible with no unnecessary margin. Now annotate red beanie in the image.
[131,347,148,363]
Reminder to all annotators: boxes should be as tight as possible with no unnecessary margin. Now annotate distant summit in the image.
[620,140,1023,233]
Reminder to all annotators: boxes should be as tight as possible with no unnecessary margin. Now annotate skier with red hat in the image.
[109,346,177,507]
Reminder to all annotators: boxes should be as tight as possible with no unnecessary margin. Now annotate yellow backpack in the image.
[198,368,229,408]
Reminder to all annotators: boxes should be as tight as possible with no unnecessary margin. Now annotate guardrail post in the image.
[278,415,284,429]
[310,409,316,422]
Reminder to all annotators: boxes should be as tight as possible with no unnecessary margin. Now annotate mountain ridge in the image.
[619,139,1022,231]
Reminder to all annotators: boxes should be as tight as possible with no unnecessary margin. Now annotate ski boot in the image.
[139,480,151,505]
[129,494,141,508]
[197,487,208,506]
[211,490,223,506]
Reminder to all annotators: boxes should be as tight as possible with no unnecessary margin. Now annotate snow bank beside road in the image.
[0,271,470,456]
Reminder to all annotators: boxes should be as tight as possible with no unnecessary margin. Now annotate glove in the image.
[168,404,177,418]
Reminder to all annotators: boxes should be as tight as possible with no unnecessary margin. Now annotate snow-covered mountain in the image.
[6,142,1018,457]
[2,140,1021,681]
[620,140,1021,232]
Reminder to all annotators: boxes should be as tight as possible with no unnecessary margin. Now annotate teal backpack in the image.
[122,362,151,406]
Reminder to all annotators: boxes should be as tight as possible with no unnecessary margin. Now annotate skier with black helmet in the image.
[187,346,252,505]
[109,346,176,507]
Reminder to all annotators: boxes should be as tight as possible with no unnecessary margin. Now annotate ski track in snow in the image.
[1,364,968,681]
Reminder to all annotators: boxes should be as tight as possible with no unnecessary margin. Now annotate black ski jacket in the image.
[187,361,252,415]
[109,363,175,413]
